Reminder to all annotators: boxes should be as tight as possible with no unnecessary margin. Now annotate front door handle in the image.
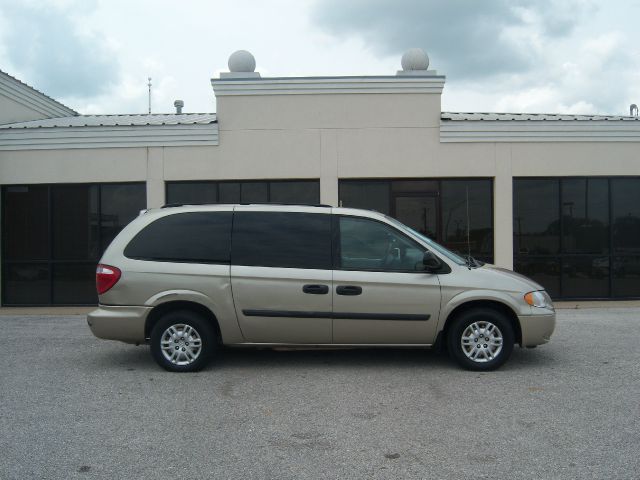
[336,285,363,296]
[302,284,329,295]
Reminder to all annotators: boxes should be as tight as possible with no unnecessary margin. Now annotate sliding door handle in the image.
[302,284,329,295]
[336,285,363,296]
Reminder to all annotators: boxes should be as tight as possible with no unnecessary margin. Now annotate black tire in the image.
[150,310,216,372]
[447,308,514,371]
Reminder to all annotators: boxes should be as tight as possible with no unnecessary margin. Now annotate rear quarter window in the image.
[124,212,232,263]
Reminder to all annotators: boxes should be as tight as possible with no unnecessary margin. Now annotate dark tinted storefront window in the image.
[611,178,640,255]
[513,179,559,255]
[166,182,218,205]
[514,177,640,299]
[339,182,391,215]
[52,185,99,261]
[3,186,49,260]
[441,180,493,262]
[232,212,331,269]
[339,179,493,262]
[2,183,146,305]
[100,184,147,252]
[166,180,320,206]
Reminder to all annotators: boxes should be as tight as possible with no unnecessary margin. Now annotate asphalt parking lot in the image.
[1,308,639,479]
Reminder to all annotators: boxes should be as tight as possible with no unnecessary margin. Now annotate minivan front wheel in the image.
[150,311,216,372]
[447,308,514,371]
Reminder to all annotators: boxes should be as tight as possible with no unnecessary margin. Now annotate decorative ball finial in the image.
[228,50,256,73]
[401,48,429,71]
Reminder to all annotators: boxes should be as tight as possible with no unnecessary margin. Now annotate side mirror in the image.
[422,250,442,272]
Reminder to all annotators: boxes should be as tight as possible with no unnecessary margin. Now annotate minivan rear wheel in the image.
[150,310,216,372]
[447,308,514,371]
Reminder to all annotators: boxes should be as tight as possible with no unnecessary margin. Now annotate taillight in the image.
[96,264,121,295]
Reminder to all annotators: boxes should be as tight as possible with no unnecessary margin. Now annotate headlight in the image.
[524,290,553,309]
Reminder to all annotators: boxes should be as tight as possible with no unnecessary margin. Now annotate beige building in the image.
[1,49,639,305]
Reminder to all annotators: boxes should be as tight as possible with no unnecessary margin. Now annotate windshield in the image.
[384,215,468,266]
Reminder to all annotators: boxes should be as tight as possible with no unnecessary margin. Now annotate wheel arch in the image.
[145,300,222,342]
[440,299,522,347]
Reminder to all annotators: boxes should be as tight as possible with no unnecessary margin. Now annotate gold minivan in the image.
[88,204,555,372]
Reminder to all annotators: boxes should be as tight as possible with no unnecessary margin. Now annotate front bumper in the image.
[87,305,151,344]
[518,311,556,347]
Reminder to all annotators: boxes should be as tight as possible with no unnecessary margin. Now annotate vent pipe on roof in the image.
[174,100,184,114]
[631,104,638,117]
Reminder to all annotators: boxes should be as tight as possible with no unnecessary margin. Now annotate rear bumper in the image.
[87,305,151,344]
[518,311,556,347]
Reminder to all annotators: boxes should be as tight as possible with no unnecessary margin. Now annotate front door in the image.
[332,215,441,344]
[230,209,333,344]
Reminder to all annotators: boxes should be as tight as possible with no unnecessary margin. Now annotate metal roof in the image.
[0,69,77,116]
[0,113,217,129]
[441,112,640,121]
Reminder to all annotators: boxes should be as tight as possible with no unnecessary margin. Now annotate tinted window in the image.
[100,184,147,252]
[241,182,269,203]
[339,181,390,215]
[338,217,424,271]
[125,212,232,263]
[2,183,145,306]
[611,178,640,255]
[339,178,494,262]
[166,180,321,205]
[4,264,50,305]
[441,180,493,261]
[53,263,97,304]
[613,256,640,297]
[52,185,99,260]
[513,179,560,255]
[270,181,320,205]
[562,179,608,254]
[2,185,49,260]
[219,183,241,203]
[166,182,217,205]
[232,212,331,269]
[513,257,561,298]
[513,177,640,299]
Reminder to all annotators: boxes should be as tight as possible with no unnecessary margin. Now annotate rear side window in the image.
[124,212,232,263]
[232,212,331,269]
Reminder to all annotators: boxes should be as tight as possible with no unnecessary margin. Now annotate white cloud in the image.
[0,0,638,116]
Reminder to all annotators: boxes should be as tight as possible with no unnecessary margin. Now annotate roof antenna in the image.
[147,77,152,114]
[466,185,472,269]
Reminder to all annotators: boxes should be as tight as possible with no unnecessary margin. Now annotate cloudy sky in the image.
[1,0,638,116]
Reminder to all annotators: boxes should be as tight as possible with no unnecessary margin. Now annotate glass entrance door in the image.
[394,195,438,239]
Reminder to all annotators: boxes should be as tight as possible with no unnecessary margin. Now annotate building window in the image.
[2,183,146,305]
[166,180,320,206]
[513,177,640,299]
[339,179,494,263]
